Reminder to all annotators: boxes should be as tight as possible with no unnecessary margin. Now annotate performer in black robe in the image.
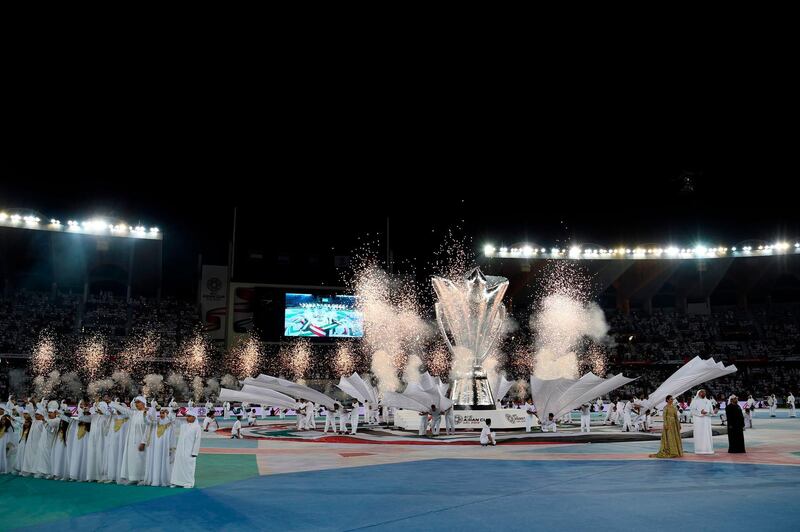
[725,395,746,453]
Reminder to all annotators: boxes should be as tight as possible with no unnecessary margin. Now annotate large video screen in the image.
[284,293,364,338]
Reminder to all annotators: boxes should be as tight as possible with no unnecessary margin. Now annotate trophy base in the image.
[449,366,496,410]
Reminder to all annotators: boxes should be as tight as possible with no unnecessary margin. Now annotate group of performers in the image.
[0,395,202,488]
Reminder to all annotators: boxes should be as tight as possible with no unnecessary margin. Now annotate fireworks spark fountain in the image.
[87,378,115,399]
[166,372,190,401]
[142,374,164,398]
[77,333,107,381]
[31,330,56,376]
[228,335,262,379]
[111,370,135,398]
[179,332,210,378]
[192,375,204,402]
[333,344,356,377]
[60,372,83,401]
[280,340,311,381]
[119,330,160,374]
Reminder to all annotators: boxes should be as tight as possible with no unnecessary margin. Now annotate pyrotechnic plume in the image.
[111,371,135,397]
[77,333,107,380]
[279,340,311,381]
[425,346,451,377]
[33,370,61,398]
[119,329,160,374]
[333,344,355,377]
[31,330,56,376]
[178,331,210,377]
[220,373,239,390]
[142,374,164,398]
[60,372,83,401]
[87,378,115,399]
[228,335,262,378]
[192,375,204,402]
[204,377,220,401]
[402,354,423,384]
[530,262,609,379]
[166,372,189,401]
[370,349,400,392]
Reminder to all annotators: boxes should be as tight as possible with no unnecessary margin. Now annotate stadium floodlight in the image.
[10,214,21,222]
[50,219,61,226]
[666,247,679,256]
[796,243,800,248]
[483,244,495,256]
[150,227,159,234]
[569,246,581,257]
[731,247,737,251]
[0,212,7,221]
[522,245,533,256]
[694,245,707,256]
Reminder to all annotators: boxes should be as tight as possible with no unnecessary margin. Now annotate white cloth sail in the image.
[245,375,336,409]
[490,374,514,403]
[217,386,298,410]
[336,373,379,404]
[642,357,737,410]
[530,377,576,420]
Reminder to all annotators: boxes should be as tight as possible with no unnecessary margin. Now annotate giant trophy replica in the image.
[432,267,508,410]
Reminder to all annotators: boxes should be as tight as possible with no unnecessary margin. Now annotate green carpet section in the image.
[0,454,259,530]
[194,454,260,489]
[0,475,175,530]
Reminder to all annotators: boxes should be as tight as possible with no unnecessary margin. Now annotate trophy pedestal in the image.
[450,366,496,410]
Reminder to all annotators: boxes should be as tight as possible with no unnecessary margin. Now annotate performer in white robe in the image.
[540,413,557,433]
[745,395,755,428]
[170,409,202,488]
[418,410,428,436]
[580,403,591,433]
[768,394,777,417]
[246,409,257,427]
[690,390,714,454]
[21,408,46,476]
[0,408,16,474]
[50,410,71,480]
[113,396,149,485]
[34,403,61,478]
[67,401,92,481]
[603,402,613,425]
[788,393,796,418]
[202,411,219,432]
[615,400,624,424]
[204,401,214,416]
[324,405,339,433]
[305,402,316,430]
[231,416,242,438]
[381,405,389,425]
[621,400,633,432]
[102,403,129,483]
[144,407,175,486]
[349,402,360,435]
[295,401,306,430]
[85,401,111,482]
[445,405,456,435]
[430,405,442,436]
[169,397,179,411]
[595,398,604,413]
[223,401,231,419]
[12,408,32,474]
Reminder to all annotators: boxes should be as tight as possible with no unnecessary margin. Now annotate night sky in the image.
[2,138,797,297]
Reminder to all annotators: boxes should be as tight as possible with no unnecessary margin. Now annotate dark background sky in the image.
[2,105,798,297]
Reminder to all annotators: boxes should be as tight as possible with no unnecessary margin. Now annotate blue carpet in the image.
[15,458,800,532]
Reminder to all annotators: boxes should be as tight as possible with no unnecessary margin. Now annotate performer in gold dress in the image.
[650,395,683,458]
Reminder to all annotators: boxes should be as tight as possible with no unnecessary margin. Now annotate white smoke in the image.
[531,293,609,379]
[87,378,115,399]
[371,349,400,392]
[142,374,164,398]
[449,345,474,381]
[60,372,83,400]
[166,372,190,401]
[33,370,61,398]
[402,354,423,385]
[221,374,239,390]
[112,371,135,397]
[204,377,220,401]
[192,375,204,402]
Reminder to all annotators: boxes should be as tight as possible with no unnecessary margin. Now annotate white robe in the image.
[324,409,338,433]
[114,403,148,484]
[0,424,15,474]
[788,395,796,417]
[67,415,92,480]
[170,419,202,488]
[12,416,28,474]
[34,416,60,477]
[85,412,111,481]
[305,403,316,429]
[445,406,456,434]
[144,414,174,486]
[418,412,428,435]
[50,417,70,479]
[580,405,591,433]
[223,402,231,419]
[350,406,359,434]
[691,396,714,454]
[21,419,45,475]
[102,415,128,482]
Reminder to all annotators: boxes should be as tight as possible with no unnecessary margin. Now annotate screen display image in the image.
[284,293,364,338]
